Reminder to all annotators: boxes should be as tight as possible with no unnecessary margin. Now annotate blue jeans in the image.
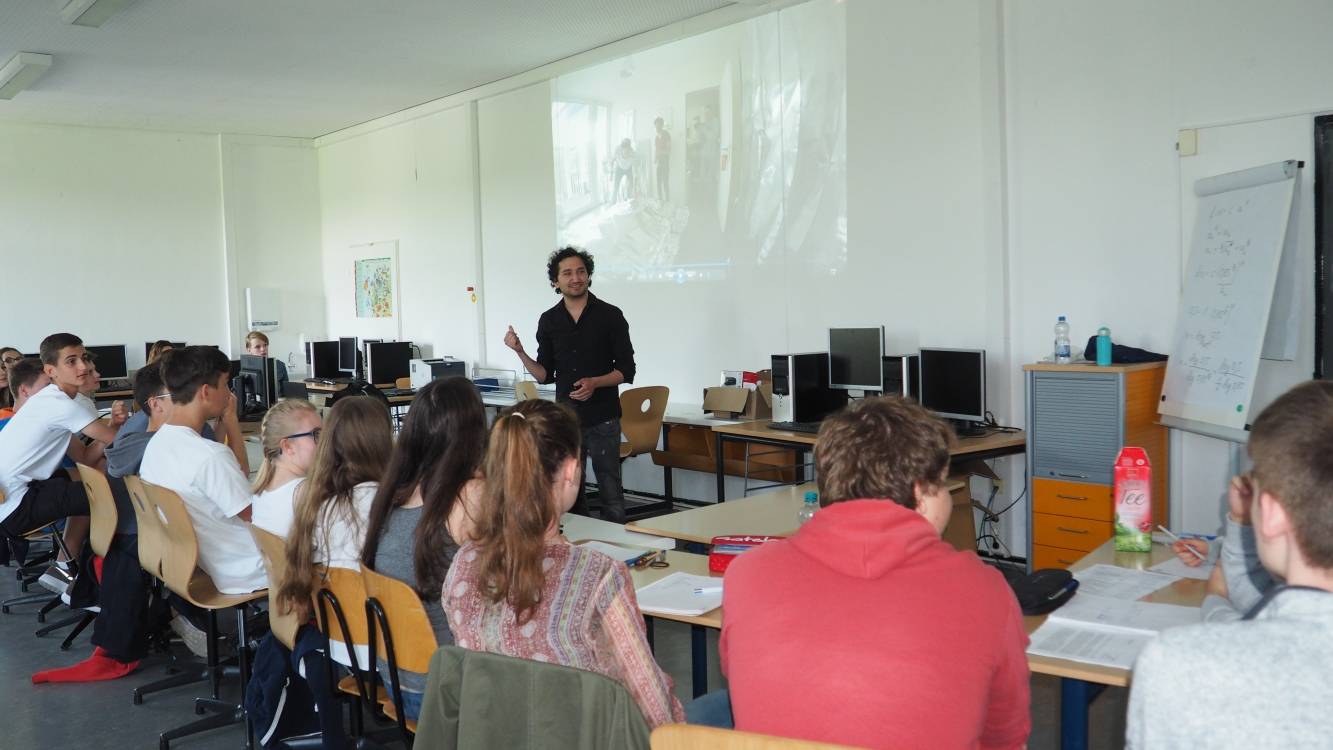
[685,689,734,729]
[384,682,424,722]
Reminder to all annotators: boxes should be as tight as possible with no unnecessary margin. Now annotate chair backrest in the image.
[314,564,371,664]
[515,380,539,401]
[75,463,118,558]
[650,724,861,749]
[620,386,670,457]
[139,480,203,602]
[361,566,438,675]
[121,476,164,580]
[248,525,301,650]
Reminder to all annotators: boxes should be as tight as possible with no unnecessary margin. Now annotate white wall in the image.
[317,106,480,365]
[0,121,231,363]
[1005,0,1333,540]
[221,135,325,373]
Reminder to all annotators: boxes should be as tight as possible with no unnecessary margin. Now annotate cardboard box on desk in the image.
[703,370,772,419]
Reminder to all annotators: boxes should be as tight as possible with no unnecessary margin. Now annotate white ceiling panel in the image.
[0,0,734,137]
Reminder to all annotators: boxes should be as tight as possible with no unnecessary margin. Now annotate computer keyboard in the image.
[380,388,414,397]
[768,420,821,434]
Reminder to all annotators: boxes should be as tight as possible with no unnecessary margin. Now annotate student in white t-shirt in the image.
[250,399,322,538]
[140,346,264,595]
[0,333,127,558]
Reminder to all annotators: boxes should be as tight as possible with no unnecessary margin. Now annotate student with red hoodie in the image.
[716,396,1030,749]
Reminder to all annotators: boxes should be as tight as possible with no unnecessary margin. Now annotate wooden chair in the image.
[650,724,863,749]
[619,386,670,459]
[248,526,301,650]
[313,564,377,736]
[142,480,267,750]
[515,380,539,401]
[124,475,213,706]
[361,566,439,744]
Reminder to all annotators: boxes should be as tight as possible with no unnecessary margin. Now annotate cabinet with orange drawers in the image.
[1023,363,1169,570]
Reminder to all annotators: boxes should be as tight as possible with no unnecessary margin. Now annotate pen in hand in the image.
[1157,525,1207,562]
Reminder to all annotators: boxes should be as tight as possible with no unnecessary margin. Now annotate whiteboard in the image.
[1159,160,1300,442]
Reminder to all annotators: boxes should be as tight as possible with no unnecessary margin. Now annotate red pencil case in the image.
[708,535,784,573]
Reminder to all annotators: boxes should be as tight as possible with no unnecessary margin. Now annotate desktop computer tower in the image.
[771,352,848,423]
[882,354,920,399]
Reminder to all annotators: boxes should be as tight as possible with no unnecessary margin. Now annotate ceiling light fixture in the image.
[0,52,53,100]
[61,0,137,27]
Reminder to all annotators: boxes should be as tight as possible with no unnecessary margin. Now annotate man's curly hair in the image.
[546,247,594,292]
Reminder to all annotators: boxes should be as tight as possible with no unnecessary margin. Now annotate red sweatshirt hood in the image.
[788,499,944,579]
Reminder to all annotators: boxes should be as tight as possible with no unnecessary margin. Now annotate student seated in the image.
[361,377,488,721]
[0,334,127,582]
[250,399,322,537]
[0,358,51,566]
[718,396,1030,749]
[244,331,289,395]
[140,346,264,594]
[0,347,22,417]
[1126,381,1333,749]
[443,399,684,728]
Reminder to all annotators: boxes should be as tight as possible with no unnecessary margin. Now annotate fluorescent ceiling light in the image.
[0,53,53,100]
[61,0,136,27]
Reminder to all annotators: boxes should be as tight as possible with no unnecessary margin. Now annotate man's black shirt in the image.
[535,292,636,426]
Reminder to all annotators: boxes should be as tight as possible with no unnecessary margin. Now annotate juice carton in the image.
[1114,447,1152,552]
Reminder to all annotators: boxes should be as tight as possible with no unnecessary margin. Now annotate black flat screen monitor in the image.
[338,337,358,373]
[144,341,186,360]
[308,341,341,379]
[237,354,278,416]
[918,348,986,423]
[367,342,412,385]
[85,345,128,380]
[829,327,885,391]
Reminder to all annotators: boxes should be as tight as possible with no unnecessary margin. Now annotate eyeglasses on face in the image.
[283,428,321,443]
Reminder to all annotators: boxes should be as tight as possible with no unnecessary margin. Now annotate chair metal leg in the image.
[35,610,85,637]
[237,606,255,750]
[37,595,61,622]
[158,700,244,750]
[133,665,208,705]
[2,591,54,613]
[59,612,95,650]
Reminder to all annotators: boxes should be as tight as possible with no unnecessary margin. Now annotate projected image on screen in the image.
[551,1,845,283]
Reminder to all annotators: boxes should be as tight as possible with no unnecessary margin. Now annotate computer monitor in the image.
[85,345,128,381]
[307,341,341,379]
[338,337,358,374]
[144,341,186,360]
[237,354,278,418]
[367,342,412,385]
[918,348,986,426]
[828,327,885,391]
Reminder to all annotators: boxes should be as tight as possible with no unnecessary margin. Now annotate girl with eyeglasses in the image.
[250,398,322,537]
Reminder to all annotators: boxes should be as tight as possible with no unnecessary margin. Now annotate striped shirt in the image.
[443,540,684,727]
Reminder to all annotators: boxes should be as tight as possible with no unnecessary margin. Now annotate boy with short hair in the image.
[718,396,1030,749]
[244,330,288,395]
[0,334,126,564]
[140,346,264,594]
[1126,380,1333,749]
[0,359,52,424]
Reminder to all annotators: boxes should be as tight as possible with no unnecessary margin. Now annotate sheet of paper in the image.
[1074,564,1178,600]
[1053,593,1200,634]
[575,541,649,564]
[1027,620,1156,670]
[1148,553,1217,581]
[635,572,723,617]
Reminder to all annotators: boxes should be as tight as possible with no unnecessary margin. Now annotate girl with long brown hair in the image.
[443,398,684,728]
[360,376,488,720]
[276,396,392,618]
[250,399,321,537]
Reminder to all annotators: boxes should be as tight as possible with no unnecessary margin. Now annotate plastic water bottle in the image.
[1054,316,1072,364]
[797,490,819,525]
[1096,326,1112,366]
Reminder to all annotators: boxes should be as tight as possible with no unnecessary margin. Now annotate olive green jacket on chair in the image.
[415,646,652,750]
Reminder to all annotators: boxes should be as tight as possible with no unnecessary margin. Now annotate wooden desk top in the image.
[627,479,966,545]
[628,551,721,629]
[1024,539,1206,686]
[712,419,1026,458]
[1023,362,1166,374]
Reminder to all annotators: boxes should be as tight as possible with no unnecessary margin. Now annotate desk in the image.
[561,512,675,551]
[1027,540,1205,749]
[627,551,719,698]
[711,421,1026,502]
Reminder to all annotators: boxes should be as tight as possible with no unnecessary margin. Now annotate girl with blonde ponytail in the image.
[250,399,321,537]
[443,399,684,728]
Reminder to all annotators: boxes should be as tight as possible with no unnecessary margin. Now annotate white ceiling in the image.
[0,0,735,138]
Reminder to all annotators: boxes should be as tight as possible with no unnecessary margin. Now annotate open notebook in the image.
[635,572,723,617]
[1027,593,1200,670]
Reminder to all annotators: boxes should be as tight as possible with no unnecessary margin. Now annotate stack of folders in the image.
[636,572,724,617]
[1026,593,1200,670]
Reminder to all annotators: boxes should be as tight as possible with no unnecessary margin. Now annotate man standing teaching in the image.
[504,247,636,523]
